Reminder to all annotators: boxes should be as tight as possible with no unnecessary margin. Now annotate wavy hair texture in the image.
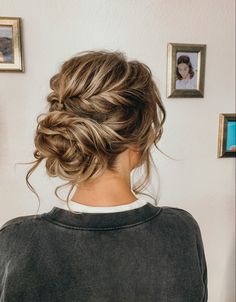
[20,50,170,215]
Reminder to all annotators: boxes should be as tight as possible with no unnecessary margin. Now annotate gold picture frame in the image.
[167,43,206,98]
[217,113,236,158]
[0,17,24,72]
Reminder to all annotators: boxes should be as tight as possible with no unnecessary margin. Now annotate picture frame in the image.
[0,17,24,72]
[167,43,206,98]
[217,113,236,158]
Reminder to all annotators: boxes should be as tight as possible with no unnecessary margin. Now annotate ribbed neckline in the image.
[41,202,162,230]
[56,197,148,213]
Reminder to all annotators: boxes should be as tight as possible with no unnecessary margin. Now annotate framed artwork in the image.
[217,113,236,158]
[0,17,24,72]
[167,43,206,98]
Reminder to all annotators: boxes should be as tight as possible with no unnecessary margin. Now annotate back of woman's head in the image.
[26,50,166,213]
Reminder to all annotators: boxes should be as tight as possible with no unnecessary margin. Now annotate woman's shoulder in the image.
[160,205,195,217]
[0,213,43,234]
[159,205,202,233]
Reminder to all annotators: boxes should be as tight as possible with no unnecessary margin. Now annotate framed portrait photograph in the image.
[0,17,24,72]
[217,113,236,158]
[167,43,206,98]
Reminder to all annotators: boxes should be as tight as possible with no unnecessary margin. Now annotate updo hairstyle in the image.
[25,50,166,214]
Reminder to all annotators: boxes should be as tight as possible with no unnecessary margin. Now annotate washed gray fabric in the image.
[0,203,208,301]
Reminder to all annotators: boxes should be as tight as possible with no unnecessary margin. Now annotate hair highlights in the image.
[22,50,167,214]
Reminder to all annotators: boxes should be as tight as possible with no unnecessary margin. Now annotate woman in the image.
[176,55,197,89]
[0,50,208,301]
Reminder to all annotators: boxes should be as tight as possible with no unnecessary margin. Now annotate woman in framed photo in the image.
[0,50,208,301]
[176,54,197,89]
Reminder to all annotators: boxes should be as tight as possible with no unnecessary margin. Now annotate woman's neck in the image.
[71,170,137,207]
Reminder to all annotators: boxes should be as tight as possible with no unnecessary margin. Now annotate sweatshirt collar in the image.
[56,197,148,213]
[41,202,162,230]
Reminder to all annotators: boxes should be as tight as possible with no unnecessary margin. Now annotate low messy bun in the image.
[25,50,166,214]
[34,110,125,182]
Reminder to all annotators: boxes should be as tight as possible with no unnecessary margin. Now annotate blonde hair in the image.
[23,50,167,214]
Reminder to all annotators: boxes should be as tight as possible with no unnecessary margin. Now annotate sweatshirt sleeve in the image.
[0,227,10,298]
[174,207,208,301]
[193,217,208,301]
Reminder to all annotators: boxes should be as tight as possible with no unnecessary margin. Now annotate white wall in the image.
[0,0,235,301]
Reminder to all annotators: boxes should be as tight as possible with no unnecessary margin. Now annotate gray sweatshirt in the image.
[0,201,208,301]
